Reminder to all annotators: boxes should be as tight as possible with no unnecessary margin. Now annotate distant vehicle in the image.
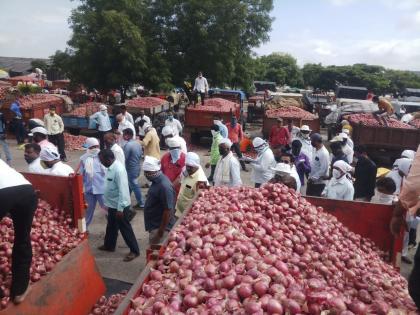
[253,81,276,94]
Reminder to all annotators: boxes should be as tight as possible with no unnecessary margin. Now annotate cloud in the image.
[328,0,358,6]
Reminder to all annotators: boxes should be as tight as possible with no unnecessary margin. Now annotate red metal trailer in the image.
[114,194,403,315]
[0,173,105,315]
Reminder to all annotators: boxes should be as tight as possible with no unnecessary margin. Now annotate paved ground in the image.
[4,126,416,293]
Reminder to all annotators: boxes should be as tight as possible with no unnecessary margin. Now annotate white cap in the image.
[339,132,348,139]
[143,123,152,131]
[333,160,353,173]
[331,135,343,143]
[143,156,161,172]
[162,126,174,137]
[300,125,311,132]
[271,163,292,174]
[401,150,415,160]
[166,137,181,148]
[185,152,200,167]
[29,126,48,136]
[342,129,350,135]
[100,104,107,111]
[219,138,233,147]
[83,137,99,148]
[252,137,266,148]
[40,146,60,161]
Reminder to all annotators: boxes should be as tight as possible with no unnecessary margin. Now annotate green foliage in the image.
[30,59,49,72]
[17,84,42,95]
[257,53,302,87]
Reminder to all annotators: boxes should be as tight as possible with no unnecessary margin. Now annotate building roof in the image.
[0,56,49,75]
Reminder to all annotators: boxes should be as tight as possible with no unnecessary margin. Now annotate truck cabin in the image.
[335,85,368,100]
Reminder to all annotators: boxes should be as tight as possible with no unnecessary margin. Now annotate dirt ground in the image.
[5,124,416,294]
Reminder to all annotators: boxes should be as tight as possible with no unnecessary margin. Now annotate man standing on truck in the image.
[98,149,140,262]
[372,95,394,127]
[193,71,208,105]
[269,118,290,148]
[44,105,67,162]
[0,160,37,304]
[90,105,112,149]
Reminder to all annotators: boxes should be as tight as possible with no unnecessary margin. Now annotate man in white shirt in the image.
[214,138,242,187]
[193,71,209,105]
[134,110,151,138]
[44,105,67,161]
[119,105,134,125]
[307,133,330,197]
[164,111,183,136]
[116,113,136,146]
[339,133,354,164]
[0,160,37,304]
[24,143,45,173]
[39,146,74,176]
[322,160,354,200]
[161,126,187,153]
[90,104,112,149]
[104,132,125,165]
[293,125,313,161]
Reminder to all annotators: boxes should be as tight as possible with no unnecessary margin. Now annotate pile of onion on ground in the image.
[0,200,83,309]
[89,291,127,315]
[128,184,417,314]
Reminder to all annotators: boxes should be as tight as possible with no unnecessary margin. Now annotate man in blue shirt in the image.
[143,156,176,245]
[77,138,106,227]
[0,113,12,165]
[122,128,144,208]
[10,100,25,144]
[90,105,112,149]
[98,149,140,261]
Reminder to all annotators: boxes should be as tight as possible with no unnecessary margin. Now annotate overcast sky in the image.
[1,0,420,70]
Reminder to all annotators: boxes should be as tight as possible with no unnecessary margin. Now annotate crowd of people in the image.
[1,94,420,305]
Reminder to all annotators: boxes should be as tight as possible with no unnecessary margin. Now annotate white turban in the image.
[143,156,161,172]
[333,160,353,173]
[342,129,350,135]
[143,123,152,132]
[29,126,48,136]
[40,146,60,161]
[401,150,415,160]
[271,163,292,174]
[166,137,181,148]
[339,132,348,139]
[395,158,412,176]
[100,104,107,111]
[252,137,266,148]
[185,152,200,167]
[83,137,99,148]
[219,138,232,147]
[162,125,174,137]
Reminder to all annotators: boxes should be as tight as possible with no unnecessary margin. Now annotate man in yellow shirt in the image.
[372,96,394,127]
[139,123,160,159]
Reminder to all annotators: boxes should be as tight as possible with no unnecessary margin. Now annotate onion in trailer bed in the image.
[128,184,418,314]
[348,113,414,129]
[89,291,127,315]
[64,133,87,151]
[0,199,83,309]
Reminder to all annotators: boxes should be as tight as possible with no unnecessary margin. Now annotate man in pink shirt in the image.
[391,145,420,309]
[29,127,56,149]
[269,118,290,148]
[226,116,247,171]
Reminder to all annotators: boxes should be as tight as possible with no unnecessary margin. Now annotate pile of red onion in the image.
[17,94,63,110]
[64,133,88,151]
[126,97,166,109]
[187,98,238,113]
[0,199,83,309]
[68,102,102,117]
[89,291,127,315]
[348,113,413,129]
[266,106,316,120]
[128,184,416,314]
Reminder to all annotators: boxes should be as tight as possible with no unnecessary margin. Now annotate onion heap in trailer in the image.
[128,184,416,314]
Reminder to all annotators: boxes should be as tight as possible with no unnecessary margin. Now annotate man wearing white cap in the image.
[90,104,112,149]
[116,113,136,146]
[139,123,160,159]
[242,137,276,188]
[143,156,177,245]
[294,125,313,161]
[30,127,55,149]
[176,152,208,214]
[214,138,242,187]
[339,132,354,164]
[161,137,186,195]
[97,149,140,261]
[386,157,413,195]
[322,160,354,200]
[77,137,106,226]
[401,149,416,160]
[341,129,353,149]
[39,146,74,176]
[161,125,187,153]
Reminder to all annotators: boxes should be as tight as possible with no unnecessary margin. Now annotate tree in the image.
[30,59,49,72]
[64,0,148,99]
[258,53,302,87]
[148,0,274,88]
